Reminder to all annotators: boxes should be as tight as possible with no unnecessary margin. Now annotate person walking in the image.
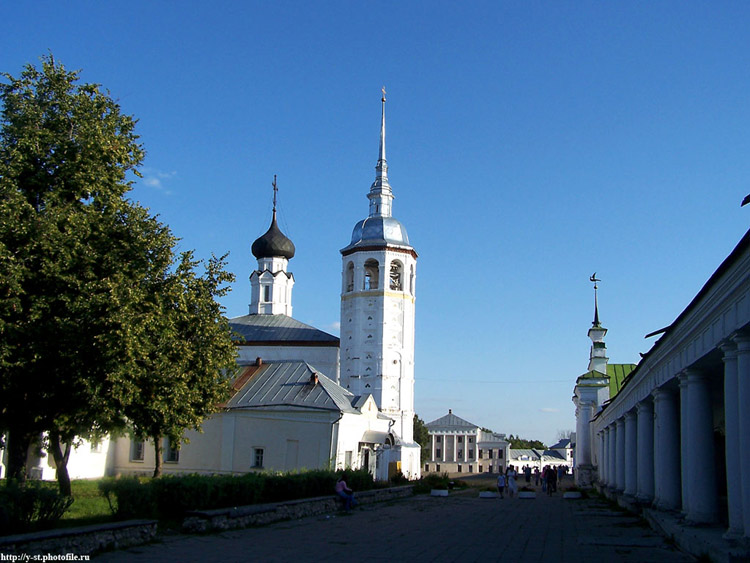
[507,465,518,498]
[497,473,506,499]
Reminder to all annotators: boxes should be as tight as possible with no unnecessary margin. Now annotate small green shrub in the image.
[413,472,452,494]
[0,481,74,534]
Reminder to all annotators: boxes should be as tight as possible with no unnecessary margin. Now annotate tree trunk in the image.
[5,428,33,483]
[48,430,73,497]
[152,436,162,478]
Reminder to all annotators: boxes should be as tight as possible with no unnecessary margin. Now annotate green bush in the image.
[412,472,452,494]
[0,481,74,535]
[99,477,153,519]
[98,468,378,522]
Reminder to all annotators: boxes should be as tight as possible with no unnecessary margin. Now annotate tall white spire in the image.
[587,273,608,373]
[368,86,393,218]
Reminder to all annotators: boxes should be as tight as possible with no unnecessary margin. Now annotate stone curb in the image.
[0,519,157,556]
[182,485,414,533]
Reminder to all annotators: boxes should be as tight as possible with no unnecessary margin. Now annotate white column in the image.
[602,427,610,485]
[636,400,654,502]
[679,372,691,515]
[685,368,718,524]
[652,386,681,510]
[624,411,637,496]
[721,342,743,537]
[733,334,750,538]
[616,417,626,491]
[609,421,616,489]
[575,400,594,467]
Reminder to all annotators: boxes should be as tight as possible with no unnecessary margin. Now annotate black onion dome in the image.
[251,214,295,259]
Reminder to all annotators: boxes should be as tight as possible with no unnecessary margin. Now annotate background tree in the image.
[413,414,430,463]
[555,429,574,442]
[507,434,547,450]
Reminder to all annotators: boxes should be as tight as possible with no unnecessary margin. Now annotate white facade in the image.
[249,256,294,316]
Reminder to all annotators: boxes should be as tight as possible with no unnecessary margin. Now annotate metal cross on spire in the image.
[272,174,278,215]
[590,273,601,327]
[381,85,386,102]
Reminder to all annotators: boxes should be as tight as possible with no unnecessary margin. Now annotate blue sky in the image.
[4,2,750,445]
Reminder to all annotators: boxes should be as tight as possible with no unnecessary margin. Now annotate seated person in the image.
[335,473,356,510]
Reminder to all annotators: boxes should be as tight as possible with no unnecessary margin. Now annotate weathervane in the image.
[590,273,601,327]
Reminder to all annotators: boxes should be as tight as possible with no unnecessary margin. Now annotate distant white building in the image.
[423,410,509,475]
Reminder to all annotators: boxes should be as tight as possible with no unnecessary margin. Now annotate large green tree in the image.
[121,251,236,478]
[0,55,235,491]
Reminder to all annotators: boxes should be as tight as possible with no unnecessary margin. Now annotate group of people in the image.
[496,464,569,498]
[496,465,519,499]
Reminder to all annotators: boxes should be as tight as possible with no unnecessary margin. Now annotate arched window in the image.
[346,262,354,292]
[390,260,403,290]
[363,259,379,290]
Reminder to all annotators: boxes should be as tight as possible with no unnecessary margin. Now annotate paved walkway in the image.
[95,487,694,562]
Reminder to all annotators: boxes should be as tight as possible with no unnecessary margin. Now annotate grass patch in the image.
[59,480,116,527]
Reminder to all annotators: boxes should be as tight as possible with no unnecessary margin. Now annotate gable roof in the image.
[548,438,571,449]
[230,314,339,346]
[225,360,357,413]
[426,412,477,431]
[510,449,541,461]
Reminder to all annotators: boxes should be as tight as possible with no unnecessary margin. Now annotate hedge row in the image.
[98,468,378,521]
[0,481,74,535]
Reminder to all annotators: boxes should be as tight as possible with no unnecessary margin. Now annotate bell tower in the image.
[340,90,417,443]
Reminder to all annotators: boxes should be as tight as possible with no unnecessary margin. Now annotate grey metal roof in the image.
[510,449,541,461]
[426,412,477,430]
[549,438,571,450]
[229,314,339,345]
[341,216,412,252]
[226,360,357,413]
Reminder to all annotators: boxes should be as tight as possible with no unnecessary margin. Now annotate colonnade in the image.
[596,333,750,538]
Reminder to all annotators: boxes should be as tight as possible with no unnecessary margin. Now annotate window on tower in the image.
[346,262,354,292]
[364,259,379,290]
[390,260,403,290]
[263,285,271,302]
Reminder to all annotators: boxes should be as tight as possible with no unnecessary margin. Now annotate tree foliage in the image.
[507,434,546,450]
[413,414,430,462]
[0,55,236,489]
[121,251,236,477]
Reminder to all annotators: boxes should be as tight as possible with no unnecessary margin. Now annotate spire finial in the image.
[590,273,601,327]
[378,86,387,167]
[272,174,278,218]
[367,88,393,217]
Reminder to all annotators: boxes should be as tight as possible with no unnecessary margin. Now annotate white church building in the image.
[574,226,750,547]
[0,95,421,482]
